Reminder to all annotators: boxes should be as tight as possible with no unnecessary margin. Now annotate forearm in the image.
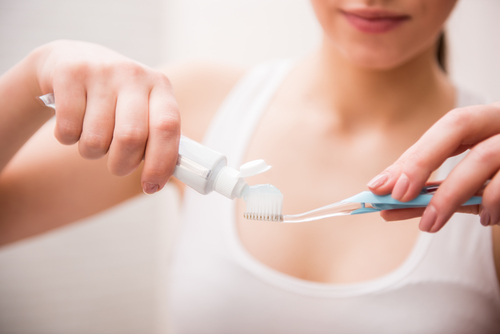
[0,46,54,172]
[0,40,184,246]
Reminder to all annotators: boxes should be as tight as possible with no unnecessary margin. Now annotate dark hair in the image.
[436,32,446,72]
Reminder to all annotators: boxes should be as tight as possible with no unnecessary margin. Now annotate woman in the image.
[0,0,499,332]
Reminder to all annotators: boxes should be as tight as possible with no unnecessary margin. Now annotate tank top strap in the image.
[202,59,294,168]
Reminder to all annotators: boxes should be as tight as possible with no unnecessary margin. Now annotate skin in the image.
[0,42,239,244]
[0,0,499,287]
[235,0,493,283]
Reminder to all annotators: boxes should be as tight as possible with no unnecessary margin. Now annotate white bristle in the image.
[243,184,283,222]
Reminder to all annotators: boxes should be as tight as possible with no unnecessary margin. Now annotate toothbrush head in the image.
[243,184,284,222]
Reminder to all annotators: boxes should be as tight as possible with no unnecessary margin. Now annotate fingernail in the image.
[367,173,389,189]
[143,182,159,195]
[480,209,490,226]
[419,205,437,232]
[392,173,410,201]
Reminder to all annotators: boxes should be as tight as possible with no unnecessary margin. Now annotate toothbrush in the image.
[244,182,483,224]
[38,93,284,206]
[40,93,480,224]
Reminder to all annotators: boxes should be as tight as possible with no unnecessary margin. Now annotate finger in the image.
[52,79,86,145]
[381,207,425,221]
[457,204,481,215]
[420,134,500,232]
[107,89,149,176]
[78,88,116,159]
[141,80,180,195]
[481,170,500,226]
[381,205,480,222]
[368,104,500,201]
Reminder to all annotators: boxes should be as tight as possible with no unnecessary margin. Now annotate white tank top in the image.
[168,60,500,333]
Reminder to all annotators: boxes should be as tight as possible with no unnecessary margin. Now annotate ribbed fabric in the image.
[168,60,500,334]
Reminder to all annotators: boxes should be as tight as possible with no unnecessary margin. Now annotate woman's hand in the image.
[36,40,180,194]
[367,103,500,232]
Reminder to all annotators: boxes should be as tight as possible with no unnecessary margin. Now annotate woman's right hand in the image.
[35,40,180,194]
[368,102,500,231]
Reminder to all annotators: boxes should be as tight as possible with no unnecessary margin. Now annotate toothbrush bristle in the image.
[243,184,283,222]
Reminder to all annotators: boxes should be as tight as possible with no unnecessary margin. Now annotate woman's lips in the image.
[341,9,410,33]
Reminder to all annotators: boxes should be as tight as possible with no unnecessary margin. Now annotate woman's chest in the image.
[235,108,426,283]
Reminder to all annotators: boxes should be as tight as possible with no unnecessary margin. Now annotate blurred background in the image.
[0,0,499,333]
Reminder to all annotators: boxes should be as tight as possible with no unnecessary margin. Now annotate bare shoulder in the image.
[160,61,246,142]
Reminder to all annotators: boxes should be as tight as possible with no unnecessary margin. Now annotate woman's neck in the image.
[301,37,455,130]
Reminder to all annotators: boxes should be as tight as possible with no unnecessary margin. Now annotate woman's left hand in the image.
[367,103,500,232]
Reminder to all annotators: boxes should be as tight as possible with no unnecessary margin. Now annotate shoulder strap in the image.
[202,59,294,168]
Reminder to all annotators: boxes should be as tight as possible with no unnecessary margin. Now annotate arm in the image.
[0,45,54,171]
[0,41,244,246]
[0,40,180,245]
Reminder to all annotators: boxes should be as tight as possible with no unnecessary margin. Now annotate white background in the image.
[0,1,499,333]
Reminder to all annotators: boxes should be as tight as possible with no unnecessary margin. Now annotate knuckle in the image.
[92,63,114,78]
[431,192,455,214]
[482,185,500,210]
[108,161,137,177]
[153,72,172,87]
[59,61,90,79]
[80,131,109,155]
[56,119,81,143]
[145,165,172,181]
[142,160,176,185]
[404,150,426,170]
[398,150,430,179]
[444,107,473,130]
[119,61,147,79]
[114,126,148,148]
[470,143,496,164]
[491,134,500,149]
[151,112,180,135]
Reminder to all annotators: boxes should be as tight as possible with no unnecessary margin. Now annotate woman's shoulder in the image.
[160,61,247,142]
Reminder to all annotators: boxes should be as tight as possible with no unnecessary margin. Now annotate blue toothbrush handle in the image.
[372,194,482,210]
[346,191,482,215]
